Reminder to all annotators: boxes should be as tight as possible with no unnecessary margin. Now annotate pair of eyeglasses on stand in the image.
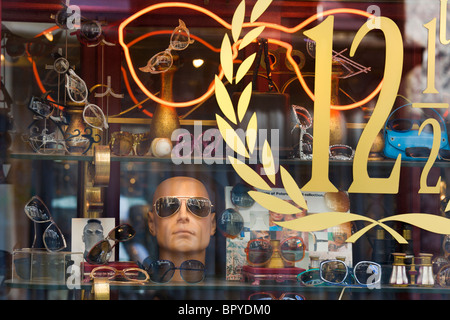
[139,19,195,74]
[24,196,67,252]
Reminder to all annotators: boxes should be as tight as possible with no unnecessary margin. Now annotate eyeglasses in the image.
[109,131,151,156]
[82,103,109,131]
[291,105,312,131]
[248,292,305,300]
[139,19,194,74]
[298,260,382,287]
[387,118,438,133]
[90,266,149,284]
[329,144,355,160]
[28,96,66,120]
[24,128,68,155]
[404,146,450,161]
[24,196,67,252]
[218,208,244,239]
[144,259,205,283]
[244,236,305,267]
[153,196,212,218]
[86,224,136,265]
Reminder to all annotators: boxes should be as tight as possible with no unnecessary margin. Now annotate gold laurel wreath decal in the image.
[214,0,450,244]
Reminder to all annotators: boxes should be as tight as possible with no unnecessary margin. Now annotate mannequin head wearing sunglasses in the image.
[148,176,216,280]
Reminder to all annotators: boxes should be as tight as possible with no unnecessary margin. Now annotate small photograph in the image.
[71,218,116,262]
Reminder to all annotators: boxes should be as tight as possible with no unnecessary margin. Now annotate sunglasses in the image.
[387,119,437,133]
[153,196,212,218]
[90,266,149,284]
[291,105,312,130]
[143,259,205,283]
[245,236,305,267]
[218,208,244,239]
[86,224,136,265]
[139,19,194,74]
[404,147,450,161]
[109,131,151,156]
[298,260,382,287]
[248,292,305,300]
[24,196,67,252]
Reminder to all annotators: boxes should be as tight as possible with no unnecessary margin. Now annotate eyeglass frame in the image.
[24,195,67,252]
[90,266,149,284]
[153,196,213,219]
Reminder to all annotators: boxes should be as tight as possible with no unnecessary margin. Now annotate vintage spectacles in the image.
[90,266,149,283]
[139,19,194,74]
[143,259,205,283]
[24,196,67,252]
[109,131,151,156]
[298,260,382,287]
[86,224,136,265]
[154,196,212,219]
[248,292,305,300]
[245,236,305,267]
[82,103,109,131]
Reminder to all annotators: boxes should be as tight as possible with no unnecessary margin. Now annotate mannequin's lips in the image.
[173,229,195,235]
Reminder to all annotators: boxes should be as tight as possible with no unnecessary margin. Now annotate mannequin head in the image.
[148,176,216,279]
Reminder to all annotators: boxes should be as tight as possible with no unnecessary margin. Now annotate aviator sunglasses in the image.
[153,196,213,218]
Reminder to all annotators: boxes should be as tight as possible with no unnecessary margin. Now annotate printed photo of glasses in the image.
[90,266,149,284]
[141,258,205,283]
[153,196,213,219]
[139,19,195,74]
[298,259,382,287]
[109,131,152,156]
[24,196,67,252]
[86,224,136,265]
[245,236,305,267]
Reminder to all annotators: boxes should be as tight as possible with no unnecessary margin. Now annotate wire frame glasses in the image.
[139,19,194,74]
[144,259,205,283]
[24,196,67,252]
[86,224,136,265]
[82,103,109,131]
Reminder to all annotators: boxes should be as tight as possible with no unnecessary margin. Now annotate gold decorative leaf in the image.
[280,166,308,210]
[239,26,265,51]
[250,0,272,23]
[381,213,450,235]
[214,75,237,124]
[236,53,256,85]
[346,222,408,244]
[220,34,234,84]
[237,82,253,122]
[248,191,302,214]
[216,114,248,158]
[261,140,276,184]
[228,156,271,190]
[232,0,246,43]
[277,212,376,231]
[246,112,258,155]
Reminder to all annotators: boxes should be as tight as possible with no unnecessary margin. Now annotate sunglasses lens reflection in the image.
[231,183,255,208]
[86,240,112,264]
[134,133,151,156]
[321,260,347,284]
[218,208,244,238]
[186,198,212,218]
[109,224,136,242]
[280,237,305,262]
[148,260,175,283]
[43,223,67,251]
[24,197,51,223]
[110,132,133,156]
[180,260,205,283]
[155,197,181,217]
[247,240,273,265]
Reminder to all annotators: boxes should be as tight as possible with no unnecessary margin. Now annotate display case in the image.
[2,0,450,304]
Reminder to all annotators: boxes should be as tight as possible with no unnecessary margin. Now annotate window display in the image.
[2,0,450,307]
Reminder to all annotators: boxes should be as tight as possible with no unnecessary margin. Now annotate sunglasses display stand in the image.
[11,248,83,285]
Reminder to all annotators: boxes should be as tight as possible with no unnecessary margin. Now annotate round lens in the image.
[180,260,205,283]
[155,197,181,218]
[149,51,173,73]
[354,261,381,285]
[24,196,51,223]
[91,267,116,279]
[218,208,244,238]
[231,183,255,208]
[186,198,211,218]
[108,224,136,242]
[246,239,273,266]
[43,223,67,251]
[110,132,133,156]
[148,260,175,283]
[280,237,305,262]
[86,240,112,264]
[320,260,347,284]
